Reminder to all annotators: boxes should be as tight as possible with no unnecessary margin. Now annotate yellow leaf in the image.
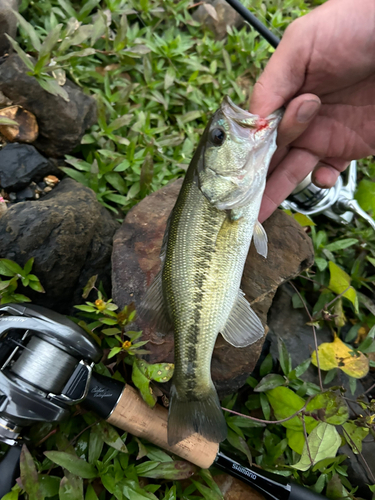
[312,335,369,379]
[328,262,358,311]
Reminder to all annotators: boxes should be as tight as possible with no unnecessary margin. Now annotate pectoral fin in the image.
[138,269,172,333]
[254,220,268,258]
[221,290,264,347]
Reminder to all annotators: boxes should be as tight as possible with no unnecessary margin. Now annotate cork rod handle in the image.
[107,385,219,469]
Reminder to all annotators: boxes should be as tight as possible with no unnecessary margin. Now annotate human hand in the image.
[249,0,375,222]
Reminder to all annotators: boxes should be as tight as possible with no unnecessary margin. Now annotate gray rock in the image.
[193,0,244,40]
[0,143,58,191]
[0,0,18,56]
[0,178,119,311]
[0,54,97,157]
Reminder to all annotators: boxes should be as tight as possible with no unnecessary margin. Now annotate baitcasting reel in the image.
[0,303,103,447]
[282,160,375,230]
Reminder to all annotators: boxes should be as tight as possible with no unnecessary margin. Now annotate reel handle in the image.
[107,384,219,469]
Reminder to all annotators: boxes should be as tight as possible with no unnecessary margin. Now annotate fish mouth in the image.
[221,95,283,133]
[210,97,283,211]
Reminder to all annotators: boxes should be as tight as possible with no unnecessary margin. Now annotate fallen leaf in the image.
[312,335,369,379]
[203,3,219,21]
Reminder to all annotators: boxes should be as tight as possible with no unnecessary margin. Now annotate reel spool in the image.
[0,303,102,446]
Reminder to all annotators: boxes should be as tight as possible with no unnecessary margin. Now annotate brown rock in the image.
[214,474,265,500]
[112,180,314,395]
[192,0,244,40]
[0,105,38,143]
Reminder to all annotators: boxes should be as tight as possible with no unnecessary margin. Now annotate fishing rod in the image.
[224,0,280,48]
[0,304,328,500]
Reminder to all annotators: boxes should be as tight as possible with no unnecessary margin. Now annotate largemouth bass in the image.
[140,97,281,446]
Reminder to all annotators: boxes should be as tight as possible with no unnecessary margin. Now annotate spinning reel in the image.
[282,161,375,230]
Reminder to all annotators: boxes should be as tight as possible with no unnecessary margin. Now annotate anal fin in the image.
[221,290,264,347]
[138,270,172,333]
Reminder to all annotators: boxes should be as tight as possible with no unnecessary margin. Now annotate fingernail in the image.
[297,100,320,123]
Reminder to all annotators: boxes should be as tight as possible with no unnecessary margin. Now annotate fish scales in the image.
[139,96,282,445]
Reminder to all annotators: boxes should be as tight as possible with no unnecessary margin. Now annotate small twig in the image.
[290,281,323,391]
[342,427,375,483]
[363,382,375,396]
[35,428,58,447]
[302,417,313,466]
[222,396,313,425]
[313,285,352,321]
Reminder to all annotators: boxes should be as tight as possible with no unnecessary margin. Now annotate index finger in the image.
[249,19,313,117]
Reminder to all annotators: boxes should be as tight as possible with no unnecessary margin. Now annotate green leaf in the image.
[88,424,104,464]
[140,153,154,194]
[136,460,196,480]
[191,480,223,500]
[324,238,358,252]
[253,374,285,392]
[85,484,99,500]
[0,259,23,277]
[44,451,98,479]
[39,23,62,60]
[0,116,19,126]
[97,421,128,453]
[342,421,369,454]
[119,479,158,500]
[82,275,98,299]
[59,472,83,500]
[132,359,156,407]
[315,257,328,272]
[286,428,305,454]
[266,387,317,432]
[13,11,41,51]
[226,429,252,465]
[355,179,375,213]
[259,353,273,377]
[164,67,176,90]
[20,445,43,500]
[28,279,45,293]
[38,475,60,498]
[328,261,358,310]
[38,77,70,102]
[292,212,316,227]
[292,422,341,471]
[23,258,34,276]
[306,391,349,425]
[5,35,35,71]
[278,337,292,375]
[326,473,350,499]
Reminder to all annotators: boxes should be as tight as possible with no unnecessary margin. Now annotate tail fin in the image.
[167,384,227,446]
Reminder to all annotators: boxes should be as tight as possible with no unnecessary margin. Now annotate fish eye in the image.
[210,128,226,146]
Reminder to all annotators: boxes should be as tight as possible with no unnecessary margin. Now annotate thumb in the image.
[249,18,314,117]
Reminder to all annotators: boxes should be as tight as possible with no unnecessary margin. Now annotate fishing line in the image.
[224,0,281,48]
[11,336,77,393]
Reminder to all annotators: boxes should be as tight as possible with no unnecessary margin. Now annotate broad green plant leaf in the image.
[20,445,43,500]
[44,451,98,479]
[306,391,349,425]
[286,428,305,455]
[135,460,196,480]
[328,261,358,311]
[342,421,369,454]
[292,422,341,471]
[266,387,318,432]
[59,472,83,500]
